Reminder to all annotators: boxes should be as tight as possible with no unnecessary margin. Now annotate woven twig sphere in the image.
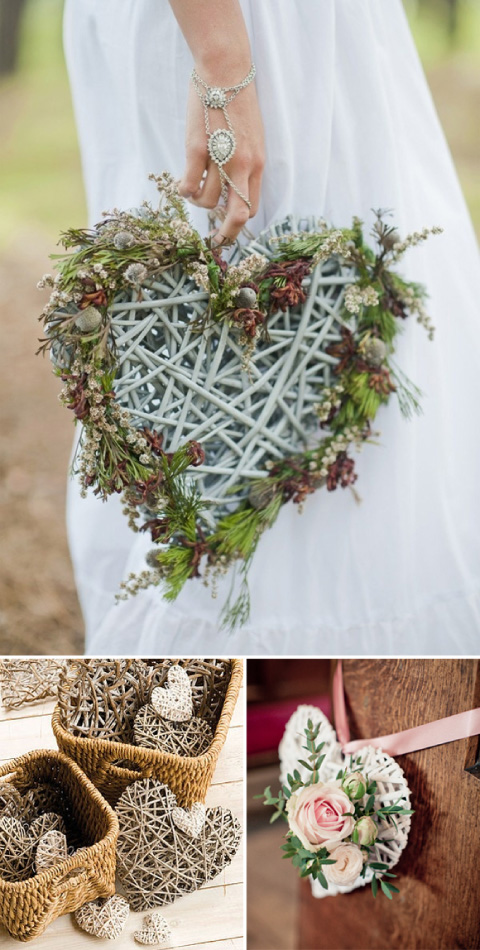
[111,216,358,525]
[75,894,130,940]
[279,706,412,898]
[23,783,69,823]
[0,660,65,709]
[35,829,68,871]
[0,783,23,820]
[58,658,232,742]
[116,780,241,910]
[134,911,171,945]
[30,812,67,841]
[133,705,213,756]
[0,817,33,882]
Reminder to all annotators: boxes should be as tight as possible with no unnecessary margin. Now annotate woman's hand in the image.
[179,72,265,243]
[168,0,265,243]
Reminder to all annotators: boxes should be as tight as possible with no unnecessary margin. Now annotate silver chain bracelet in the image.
[191,63,256,210]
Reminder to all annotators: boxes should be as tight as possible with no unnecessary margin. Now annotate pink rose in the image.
[286,782,355,852]
[324,842,364,886]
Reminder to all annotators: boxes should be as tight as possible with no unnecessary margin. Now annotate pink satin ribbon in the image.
[333,660,480,756]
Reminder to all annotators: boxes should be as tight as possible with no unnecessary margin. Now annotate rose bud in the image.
[341,772,367,801]
[351,816,378,847]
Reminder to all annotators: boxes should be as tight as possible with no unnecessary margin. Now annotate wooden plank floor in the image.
[0,685,244,949]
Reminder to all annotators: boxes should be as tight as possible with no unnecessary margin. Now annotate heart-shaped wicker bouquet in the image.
[39,172,439,627]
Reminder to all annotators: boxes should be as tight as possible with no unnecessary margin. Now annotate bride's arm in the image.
[168,0,265,241]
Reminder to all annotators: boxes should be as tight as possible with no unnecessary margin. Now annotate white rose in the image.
[324,842,364,886]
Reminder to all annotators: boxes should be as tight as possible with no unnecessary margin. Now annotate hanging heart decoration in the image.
[265,705,413,899]
[115,779,241,910]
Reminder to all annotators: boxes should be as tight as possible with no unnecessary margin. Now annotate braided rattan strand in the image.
[0,751,118,942]
[52,659,243,806]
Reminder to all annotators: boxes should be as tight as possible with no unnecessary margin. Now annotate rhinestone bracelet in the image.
[191,63,256,210]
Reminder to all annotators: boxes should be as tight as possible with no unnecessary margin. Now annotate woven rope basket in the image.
[52,659,242,806]
[110,216,357,527]
[0,750,118,942]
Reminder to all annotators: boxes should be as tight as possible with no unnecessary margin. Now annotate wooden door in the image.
[298,659,480,950]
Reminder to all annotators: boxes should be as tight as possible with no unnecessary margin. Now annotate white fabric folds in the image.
[63,0,480,654]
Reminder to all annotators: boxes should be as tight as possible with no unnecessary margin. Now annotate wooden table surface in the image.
[0,687,244,949]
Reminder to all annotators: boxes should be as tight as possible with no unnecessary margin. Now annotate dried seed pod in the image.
[235,286,257,309]
[363,338,387,367]
[74,306,102,333]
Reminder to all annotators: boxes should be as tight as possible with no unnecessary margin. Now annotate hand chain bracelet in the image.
[191,63,256,211]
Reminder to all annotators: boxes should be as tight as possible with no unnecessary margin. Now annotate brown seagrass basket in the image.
[52,658,243,806]
[0,750,118,942]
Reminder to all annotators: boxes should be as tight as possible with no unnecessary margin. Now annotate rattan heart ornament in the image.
[279,705,412,898]
[116,780,241,910]
[35,829,69,871]
[134,911,171,946]
[171,801,206,838]
[134,704,213,756]
[151,666,193,722]
[75,895,130,940]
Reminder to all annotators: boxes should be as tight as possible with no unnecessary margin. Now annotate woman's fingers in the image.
[178,142,206,198]
[248,166,263,219]
[189,162,222,209]
[216,181,251,243]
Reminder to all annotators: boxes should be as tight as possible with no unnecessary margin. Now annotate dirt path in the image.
[0,233,83,654]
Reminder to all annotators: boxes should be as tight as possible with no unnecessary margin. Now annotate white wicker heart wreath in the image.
[38,172,440,628]
[267,704,412,899]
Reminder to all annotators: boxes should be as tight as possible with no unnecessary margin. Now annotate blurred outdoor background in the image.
[0,0,479,655]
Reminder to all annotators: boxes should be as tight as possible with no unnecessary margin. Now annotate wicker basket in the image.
[52,659,243,806]
[0,750,118,942]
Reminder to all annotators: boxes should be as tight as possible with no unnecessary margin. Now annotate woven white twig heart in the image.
[279,705,412,898]
[151,666,193,722]
[35,829,68,871]
[134,704,213,756]
[171,802,206,838]
[111,216,359,526]
[116,780,241,910]
[134,911,171,945]
[75,894,130,939]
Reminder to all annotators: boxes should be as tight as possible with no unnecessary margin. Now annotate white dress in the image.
[63,0,480,655]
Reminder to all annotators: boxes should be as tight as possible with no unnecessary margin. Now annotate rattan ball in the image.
[0,660,65,709]
[30,812,66,842]
[133,705,213,756]
[22,783,69,823]
[0,783,23,820]
[110,215,358,526]
[0,816,33,882]
[75,894,130,940]
[116,780,241,910]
